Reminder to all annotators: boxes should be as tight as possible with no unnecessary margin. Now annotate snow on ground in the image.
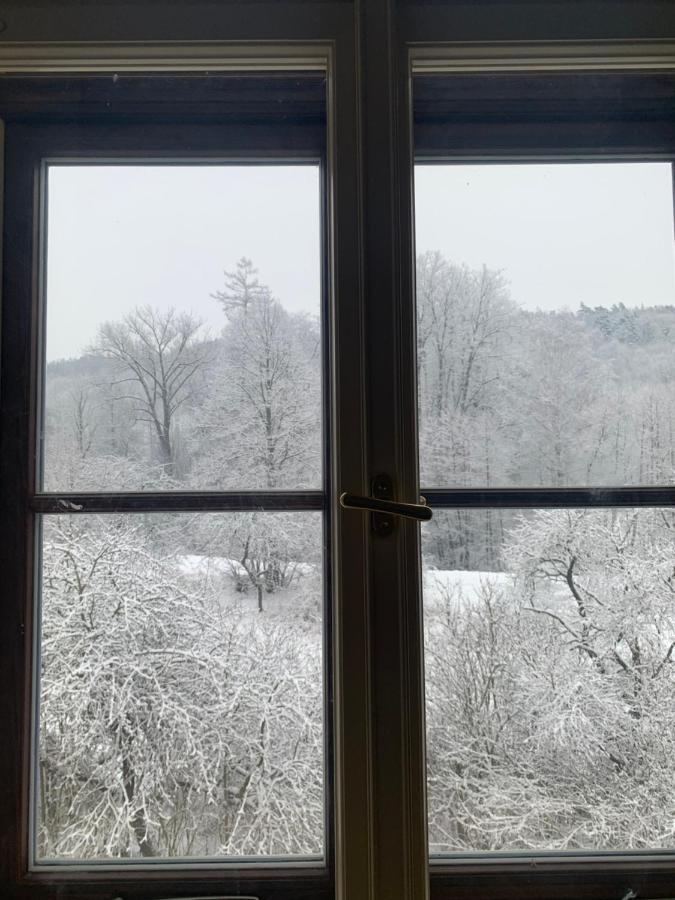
[178,557,512,604]
[175,554,322,625]
[177,553,246,579]
[177,556,517,619]
[423,568,512,611]
[177,555,316,579]
[424,568,510,595]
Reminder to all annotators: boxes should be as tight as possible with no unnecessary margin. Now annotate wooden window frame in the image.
[411,62,675,900]
[2,14,675,900]
[0,71,338,900]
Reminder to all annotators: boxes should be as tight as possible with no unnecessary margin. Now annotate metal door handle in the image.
[340,492,432,522]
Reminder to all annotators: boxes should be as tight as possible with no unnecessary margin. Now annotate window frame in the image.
[408,49,675,900]
[0,64,358,900]
[3,18,675,900]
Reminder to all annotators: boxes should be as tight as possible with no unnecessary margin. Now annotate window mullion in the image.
[355,3,428,900]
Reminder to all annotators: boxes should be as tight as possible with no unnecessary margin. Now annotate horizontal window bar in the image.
[31,491,325,514]
[423,487,675,508]
[24,869,331,894]
[430,849,675,866]
[32,854,324,871]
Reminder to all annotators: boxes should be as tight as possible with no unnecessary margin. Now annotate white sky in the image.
[45,165,322,361]
[415,161,675,312]
[46,161,675,360]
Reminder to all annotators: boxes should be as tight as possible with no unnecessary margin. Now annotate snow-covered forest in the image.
[38,254,675,859]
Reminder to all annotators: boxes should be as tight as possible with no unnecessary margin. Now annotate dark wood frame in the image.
[0,74,333,900]
[414,69,675,900]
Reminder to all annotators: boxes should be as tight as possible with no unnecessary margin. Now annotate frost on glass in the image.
[42,166,322,492]
[422,508,675,853]
[415,162,675,488]
[37,512,323,861]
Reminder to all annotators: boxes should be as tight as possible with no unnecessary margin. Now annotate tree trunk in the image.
[122,751,157,857]
[157,427,174,477]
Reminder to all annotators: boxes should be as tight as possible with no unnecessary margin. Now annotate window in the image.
[2,20,675,900]
[1,70,337,900]
[414,68,675,900]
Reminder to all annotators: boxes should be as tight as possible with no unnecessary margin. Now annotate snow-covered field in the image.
[177,554,316,580]
[422,568,512,610]
[175,553,322,625]
[178,555,513,612]
[177,556,512,612]
[177,553,245,579]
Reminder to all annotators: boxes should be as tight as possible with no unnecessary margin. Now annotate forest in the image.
[38,254,675,858]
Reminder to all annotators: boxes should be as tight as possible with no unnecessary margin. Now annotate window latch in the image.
[340,473,432,536]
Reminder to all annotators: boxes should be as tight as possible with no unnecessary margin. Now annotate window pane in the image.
[36,511,324,861]
[42,165,322,492]
[423,507,675,853]
[415,162,675,488]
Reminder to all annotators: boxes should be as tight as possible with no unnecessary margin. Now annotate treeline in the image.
[45,259,322,610]
[44,252,675,571]
[45,258,321,493]
[417,251,675,570]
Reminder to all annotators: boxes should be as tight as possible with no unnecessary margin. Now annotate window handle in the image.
[340,491,432,521]
[340,473,432,533]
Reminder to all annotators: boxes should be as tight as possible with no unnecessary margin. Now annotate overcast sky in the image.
[46,165,321,361]
[46,161,675,360]
[415,161,675,313]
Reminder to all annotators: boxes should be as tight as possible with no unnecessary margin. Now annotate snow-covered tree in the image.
[505,311,610,486]
[92,306,210,479]
[212,256,268,319]
[425,507,675,852]
[193,277,320,491]
[39,514,324,858]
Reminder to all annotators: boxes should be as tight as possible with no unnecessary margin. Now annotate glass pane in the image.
[423,507,675,853]
[42,165,322,492]
[415,162,675,488]
[36,511,324,861]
